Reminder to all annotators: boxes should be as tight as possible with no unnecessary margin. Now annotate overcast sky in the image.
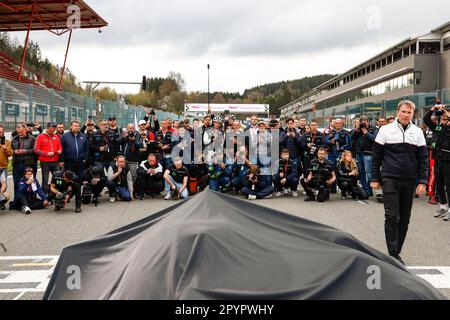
[14,0,450,94]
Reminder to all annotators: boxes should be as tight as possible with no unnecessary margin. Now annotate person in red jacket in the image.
[34,122,62,194]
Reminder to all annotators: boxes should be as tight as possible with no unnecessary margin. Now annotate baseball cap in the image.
[47,122,57,128]
[138,120,147,126]
[108,115,117,121]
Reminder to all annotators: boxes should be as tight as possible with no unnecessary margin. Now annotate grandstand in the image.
[0,1,181,130]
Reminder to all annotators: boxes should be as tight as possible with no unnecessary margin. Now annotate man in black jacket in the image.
[91,120,116,171]
[350,115,378,196]
[118,124,143,183]
[135,154,165,199]
[371,100,428,265]
[11,124,36,195]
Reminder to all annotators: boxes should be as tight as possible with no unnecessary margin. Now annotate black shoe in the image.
[138,194,144,200]
[75,207,82,213]
[93,198,99,207]
[304,195,316,202]
[0,203,5,211]
[391,254,405,265]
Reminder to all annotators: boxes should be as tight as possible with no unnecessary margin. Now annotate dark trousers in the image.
[16,194,44,211]
[382,178,415,256]
[300,178,330,202]
[135,175,165,196]
[241,185,274,199]
[48,183,82,204]
[91,181,106,199]
[41,162,60,194]
[64,161,86,181]
[435,161,450,205]
[273,174,299,191]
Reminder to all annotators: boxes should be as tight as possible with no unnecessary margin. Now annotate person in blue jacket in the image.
[61,120,89,179]
[11,167,49,215]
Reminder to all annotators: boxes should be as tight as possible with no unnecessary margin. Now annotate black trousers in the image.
[64,161,86,182]
[381,178,415,256]
[17,194,44,211]
[435,160,450,205]
[135,175,165,195]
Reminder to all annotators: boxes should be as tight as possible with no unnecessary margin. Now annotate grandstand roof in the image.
[0,0,108,32]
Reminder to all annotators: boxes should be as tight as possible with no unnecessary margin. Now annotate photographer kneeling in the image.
[336,151,368,200]
[80,166,107,206]
[241,164,275,200]
[48,170,82,213]
[301,148,336,202]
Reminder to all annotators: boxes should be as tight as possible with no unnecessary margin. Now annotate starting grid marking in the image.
[0,256,449,300]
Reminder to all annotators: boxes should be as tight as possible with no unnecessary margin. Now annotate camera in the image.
[150,109,156,115]
[434,105,447,117]
[128,131,135,139]
[359,122,367,129]
[0,136,5,145]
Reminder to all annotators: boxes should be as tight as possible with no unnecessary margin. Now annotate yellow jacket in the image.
[0,140,13,169]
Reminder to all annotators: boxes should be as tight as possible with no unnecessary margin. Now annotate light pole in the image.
[207,64,210,115]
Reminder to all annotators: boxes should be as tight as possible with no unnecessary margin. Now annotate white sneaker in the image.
[274,191,282,197]
[109,197,115,203]
[263,194,273,199]
[164,192,173,200]
[283,188,290,195]
[443,212,450,221]
[434,208,447,218]
[22,206,31,215]
[248,195,257,200]
[291,191,299,197]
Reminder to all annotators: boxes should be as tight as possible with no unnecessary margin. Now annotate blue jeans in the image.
[209,176,231,192]
[356,153,373,195]
[0,168,8,179]
[164,176,188,199]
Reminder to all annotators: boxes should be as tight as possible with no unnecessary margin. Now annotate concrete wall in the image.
[440,50,450,90]
[414,54,439,93]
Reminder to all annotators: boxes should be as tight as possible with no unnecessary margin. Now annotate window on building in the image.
[419,42,440,54]
[376,61,381,69]
[410,44,417,54]
[393,50,402,62]
[414,71,422,85]
[403,48,410,57]
[387,56,393,64]
[382,59,387,67]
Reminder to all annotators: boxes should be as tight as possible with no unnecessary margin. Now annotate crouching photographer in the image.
[301,148,336,202]
[424,102,450,221]
[48,171,82,213]
[336,151,368,200]
[80,166,107,206]
[241,164,275,200]
[136,153,165,199]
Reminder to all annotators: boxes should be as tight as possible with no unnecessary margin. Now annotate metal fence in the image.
[0,78,182,131]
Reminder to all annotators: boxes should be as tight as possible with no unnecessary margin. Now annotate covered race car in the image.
[44,189,445,300]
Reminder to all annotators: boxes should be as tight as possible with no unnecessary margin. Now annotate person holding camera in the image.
[371,100,428,264]
[143,110,160,133]
[107,155,134,202]
[118,124,143,183]
[12,123,37,195]
[137,120,156,163]
[301,120,326,172]
[0,124,13,179]
[48,170,82,213]
[156,119,174,170]
[207,157,231,193]
[280,118,302,169]
[273,149,299,197]
[80,166,107,206]
[301,148,336,203]
[107,115,124,157]
[423,102,450,220]
[241,164,275,200]
[350,115,378,197]
[10,167,49,215]
[135,153,165,200]
[34,122,63,195]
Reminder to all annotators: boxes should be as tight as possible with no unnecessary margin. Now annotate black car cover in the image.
[43,189,446,300]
